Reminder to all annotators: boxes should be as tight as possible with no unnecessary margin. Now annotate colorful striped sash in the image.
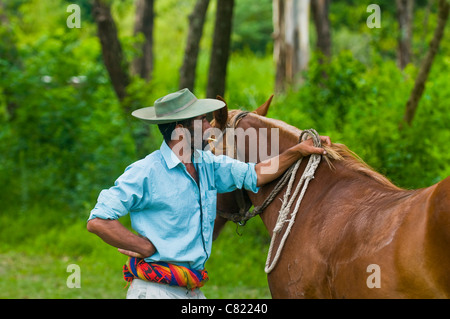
[123,257,209,290]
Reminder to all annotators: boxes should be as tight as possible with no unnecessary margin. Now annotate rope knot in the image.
[273,224,283,234]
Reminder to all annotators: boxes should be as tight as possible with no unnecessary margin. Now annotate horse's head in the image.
[211,95,276,239]
[209,94,283,162]
[210,95,340,240]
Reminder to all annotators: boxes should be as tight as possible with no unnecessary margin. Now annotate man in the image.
[87,88,330,299]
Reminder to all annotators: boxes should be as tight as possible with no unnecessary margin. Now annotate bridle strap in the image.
[217,110,298,225]
[215,112,322,231]
[216,111,253,224]
[214,110,324,273]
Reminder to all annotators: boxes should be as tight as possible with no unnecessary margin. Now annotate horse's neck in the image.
[242,114,307,232]
[236,113,300,163]
[241,114,398,233]
[249,156,408,236]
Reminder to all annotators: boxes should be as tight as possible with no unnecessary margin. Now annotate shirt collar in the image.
[160,140,181,169]
[160,141,202,169]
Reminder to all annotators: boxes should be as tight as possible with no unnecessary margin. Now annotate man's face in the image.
[186,114,212,150]
[193,114,212,132]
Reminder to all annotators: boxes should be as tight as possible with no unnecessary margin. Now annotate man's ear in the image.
[171,124,190,142]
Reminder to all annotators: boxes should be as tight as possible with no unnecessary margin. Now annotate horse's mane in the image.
[235,111,402,192]
[328,143,403,191]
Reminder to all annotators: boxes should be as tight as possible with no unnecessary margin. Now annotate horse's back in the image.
[269,174,450,298]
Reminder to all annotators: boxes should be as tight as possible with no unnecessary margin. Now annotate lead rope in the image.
[264,129,322,274]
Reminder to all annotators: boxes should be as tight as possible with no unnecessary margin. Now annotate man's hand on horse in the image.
[255,135,331,187]
[295,135,331,157]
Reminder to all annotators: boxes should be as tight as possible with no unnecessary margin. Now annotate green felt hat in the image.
[131,88,225,124]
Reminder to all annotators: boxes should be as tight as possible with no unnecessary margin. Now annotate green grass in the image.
[0,206,271,299]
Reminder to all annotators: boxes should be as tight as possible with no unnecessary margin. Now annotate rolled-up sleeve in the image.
[230,161,259,193]
[204,152,259,194]
[88,162,149,221]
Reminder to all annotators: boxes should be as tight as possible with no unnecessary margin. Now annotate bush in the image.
[0,27,136,210]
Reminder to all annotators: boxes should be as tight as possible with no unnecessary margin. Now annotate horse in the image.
[210,96,450,299]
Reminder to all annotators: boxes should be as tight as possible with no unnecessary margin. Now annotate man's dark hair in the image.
[158,118,194,143]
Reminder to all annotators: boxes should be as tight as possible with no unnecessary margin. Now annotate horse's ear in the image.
[253,94,274,117]
[212,95,229,130]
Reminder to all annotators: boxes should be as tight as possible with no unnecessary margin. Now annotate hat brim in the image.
[131,98,226,124]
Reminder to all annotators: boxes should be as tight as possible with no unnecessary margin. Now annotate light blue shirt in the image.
[88,141,259,270]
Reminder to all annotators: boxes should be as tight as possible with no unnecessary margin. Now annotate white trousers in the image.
[126,279,207,299]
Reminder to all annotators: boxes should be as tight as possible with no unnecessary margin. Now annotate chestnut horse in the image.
[211,97,450,299]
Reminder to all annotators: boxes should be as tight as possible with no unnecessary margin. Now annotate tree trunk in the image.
[285,0,297,82]
[420,0,434,58]
[311,0,331,59]
[179,0,210,91]
[396,0,414,69]
[273,0,287,92]
[402,0,449,127]
[273,0,310,92]
[206,0,235,98]
[131,0,154,82]
[92,0,130,103]
[295,0,310,82]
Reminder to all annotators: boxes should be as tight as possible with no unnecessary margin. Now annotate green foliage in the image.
[0,1,137,210]
[272,49,450,189]
[232,0,273,55]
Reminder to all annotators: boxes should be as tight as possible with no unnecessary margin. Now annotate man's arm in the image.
[87,218,156,258]
[255,136,330,187]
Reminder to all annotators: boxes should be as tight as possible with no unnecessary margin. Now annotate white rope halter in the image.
[264,129,322,273]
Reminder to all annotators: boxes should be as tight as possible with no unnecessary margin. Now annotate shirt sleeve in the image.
[88,161,149,221]
[203,152,260,194]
